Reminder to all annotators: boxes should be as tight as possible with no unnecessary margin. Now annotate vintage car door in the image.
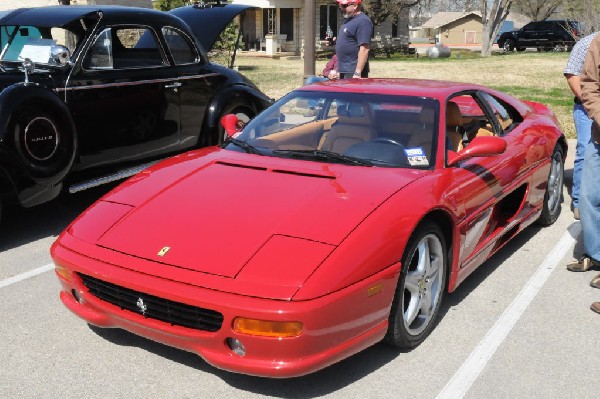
[66,25,181,170]
[159,26,217,148]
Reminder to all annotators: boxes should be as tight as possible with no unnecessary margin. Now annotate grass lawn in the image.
[235,50,576,138]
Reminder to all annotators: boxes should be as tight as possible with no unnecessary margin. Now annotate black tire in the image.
[384,221,447,348]
[217,104,254,145]
[538,144,564,226]
[503,39,515,51]
[11,106,75,178]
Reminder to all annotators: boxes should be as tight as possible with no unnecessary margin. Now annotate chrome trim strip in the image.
[56,73,220,92]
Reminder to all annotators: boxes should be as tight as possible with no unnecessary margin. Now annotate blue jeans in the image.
[580,141,600,261]
[572,103,592,209]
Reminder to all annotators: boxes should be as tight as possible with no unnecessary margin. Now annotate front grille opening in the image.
[78,273,223,332]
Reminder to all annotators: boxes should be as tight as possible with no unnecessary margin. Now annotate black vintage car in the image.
[0,4,271,218]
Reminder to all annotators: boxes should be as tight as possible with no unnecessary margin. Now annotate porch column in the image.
[303,0,315,83]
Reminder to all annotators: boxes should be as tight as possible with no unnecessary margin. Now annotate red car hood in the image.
[91,151,425,278]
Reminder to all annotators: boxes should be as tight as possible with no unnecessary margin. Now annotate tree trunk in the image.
[480,0,513,57]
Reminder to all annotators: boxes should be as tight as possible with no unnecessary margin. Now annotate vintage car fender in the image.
[0,83,77,207]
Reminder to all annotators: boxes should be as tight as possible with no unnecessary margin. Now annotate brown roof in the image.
[421,12,482,29]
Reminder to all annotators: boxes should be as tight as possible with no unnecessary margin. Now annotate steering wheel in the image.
[373,137,404,147]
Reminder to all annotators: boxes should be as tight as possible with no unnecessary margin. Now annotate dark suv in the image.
[497,19,582,52]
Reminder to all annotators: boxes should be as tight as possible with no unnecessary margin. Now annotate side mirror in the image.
[220,114,242,137]
[50,44,71,66]
[447,136,506,166]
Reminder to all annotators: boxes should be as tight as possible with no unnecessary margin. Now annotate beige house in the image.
[0,0,152,11]
[232,0,410,55]
[419,12,483,45]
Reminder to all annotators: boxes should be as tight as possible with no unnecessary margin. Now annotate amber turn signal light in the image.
[54,264,72,282]
[232,317,303,338]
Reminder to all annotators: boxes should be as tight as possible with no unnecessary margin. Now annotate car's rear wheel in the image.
[538,144,564,226]
[11,106,74,178]
[384,221,447,348]
[503,39,515,51]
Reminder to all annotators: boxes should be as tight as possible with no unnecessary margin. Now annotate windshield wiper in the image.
[272,149,373,166]
[223,137,263,155]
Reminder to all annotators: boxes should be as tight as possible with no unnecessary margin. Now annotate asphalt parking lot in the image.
[1,139,599,398]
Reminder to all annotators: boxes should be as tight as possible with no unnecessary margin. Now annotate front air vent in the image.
[215,161,266,171]
[78,273,223,332]
[272,169,335,179]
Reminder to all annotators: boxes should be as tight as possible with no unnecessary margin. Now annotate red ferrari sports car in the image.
[52,78,566,378]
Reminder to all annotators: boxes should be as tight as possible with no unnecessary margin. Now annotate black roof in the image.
[0,5,178,28]
[0,4,255,51]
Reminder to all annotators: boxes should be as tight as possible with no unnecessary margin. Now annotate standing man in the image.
[564,32,598,220]
[335,0,373,79]
[577,33,600,313]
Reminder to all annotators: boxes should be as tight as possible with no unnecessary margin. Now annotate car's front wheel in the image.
[503,39,515,51]
[538,144,564,226]
[384,221,447,348]
[10,106,75,179]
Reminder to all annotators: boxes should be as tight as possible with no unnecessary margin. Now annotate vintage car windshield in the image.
[0,25,78,66]
[227,91,439,168]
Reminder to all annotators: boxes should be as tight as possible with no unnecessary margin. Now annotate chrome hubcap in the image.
[547,150,563,214]
[402,233,444,335]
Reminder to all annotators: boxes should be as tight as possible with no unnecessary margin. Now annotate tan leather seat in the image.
[446,101,464,152]
[319,102,375,153]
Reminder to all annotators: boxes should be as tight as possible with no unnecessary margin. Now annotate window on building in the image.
[263,8,276,35]
[319,5,338,40]
[280,8,293,40]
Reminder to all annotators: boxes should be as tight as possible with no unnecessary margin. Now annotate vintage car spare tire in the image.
[11,106,75,179]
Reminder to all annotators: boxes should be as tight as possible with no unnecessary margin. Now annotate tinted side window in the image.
[479,92,522,135]
[522,22,538,32]
[162,27,197,65]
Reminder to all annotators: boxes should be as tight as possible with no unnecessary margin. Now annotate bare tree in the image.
[363,0,423,25]
[511,0,565,21]
[565,0,600,34]
[480,0,513,56]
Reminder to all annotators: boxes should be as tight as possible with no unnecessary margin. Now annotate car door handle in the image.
[164,82,182,89]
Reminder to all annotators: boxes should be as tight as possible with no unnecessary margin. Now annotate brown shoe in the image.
[566,257,600,272]
[574,207,580,220]
[591,302,600,314]
[591,273,600,289]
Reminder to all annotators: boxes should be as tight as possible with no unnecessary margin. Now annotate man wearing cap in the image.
[335,0,373,79]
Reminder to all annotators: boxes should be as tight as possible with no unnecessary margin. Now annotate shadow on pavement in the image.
[0,184,116,252]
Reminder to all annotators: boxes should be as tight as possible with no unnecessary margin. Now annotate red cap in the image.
[336,0,361,5]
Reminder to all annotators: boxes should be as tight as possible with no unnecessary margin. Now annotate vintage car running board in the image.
[68,161,160,194]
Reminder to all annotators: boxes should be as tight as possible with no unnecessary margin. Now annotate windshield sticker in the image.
[405,147,429,166]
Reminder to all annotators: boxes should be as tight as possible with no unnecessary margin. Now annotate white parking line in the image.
[0,263,54,289]
[437,222,581,399]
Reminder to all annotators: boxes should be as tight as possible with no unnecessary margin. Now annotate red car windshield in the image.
[229,91,440,169]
